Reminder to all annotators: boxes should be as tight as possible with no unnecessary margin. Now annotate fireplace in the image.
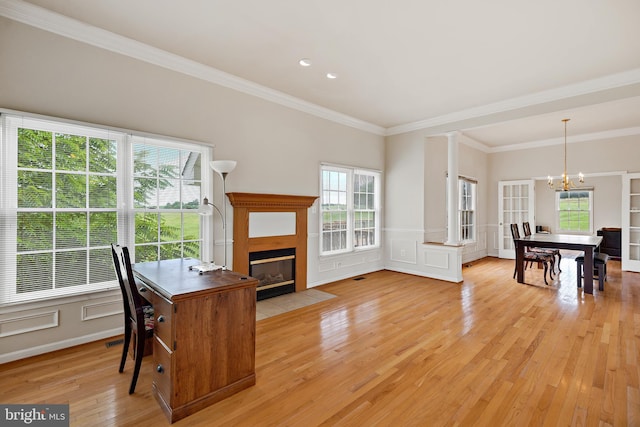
[228,193,317,299]
[250,248,296,300]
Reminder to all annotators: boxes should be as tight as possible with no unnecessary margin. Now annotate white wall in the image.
[0,18,384,361]
[384,130,426,270]
[384,130,488,281]
[422,135,489,262]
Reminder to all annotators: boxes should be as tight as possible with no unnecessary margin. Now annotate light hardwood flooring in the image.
[1,256,639,426]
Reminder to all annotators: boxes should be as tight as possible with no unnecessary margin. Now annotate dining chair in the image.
[111,244,154,394]
[522,221,561,272]
[510,224,554,285]
[576,252,609,291]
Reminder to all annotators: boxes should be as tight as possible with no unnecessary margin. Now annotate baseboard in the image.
[385,265,463,283]
[0,327,123,364]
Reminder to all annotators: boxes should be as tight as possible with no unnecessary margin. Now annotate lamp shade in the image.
[197,198,212,216]
[210,160,237,175]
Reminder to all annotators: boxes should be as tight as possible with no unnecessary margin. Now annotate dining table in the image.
[515,233,603,294]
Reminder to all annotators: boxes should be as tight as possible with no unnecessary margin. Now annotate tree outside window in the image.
[131,139,203,263]
[1,114,209,305]
[556,190,593,233]
[320,165,380,255]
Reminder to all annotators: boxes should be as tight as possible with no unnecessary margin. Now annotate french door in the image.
[498,180,535,259]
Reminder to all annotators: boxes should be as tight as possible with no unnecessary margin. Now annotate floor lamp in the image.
[209,160,237,270]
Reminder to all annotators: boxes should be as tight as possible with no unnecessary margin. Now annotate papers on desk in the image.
[189,262,223,274]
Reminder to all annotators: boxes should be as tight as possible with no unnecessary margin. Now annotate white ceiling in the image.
[4,0,640,149]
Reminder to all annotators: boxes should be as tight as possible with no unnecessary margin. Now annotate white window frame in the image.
[129,135,211,263]
[555,189,594,234]
[445,175,477,244]
[320,164,381,256]
[0,112,212,306]
[459,177,477,243]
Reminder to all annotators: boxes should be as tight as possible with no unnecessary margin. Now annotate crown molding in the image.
[0,0,385,136]
[385,68,640,137]
[458,133,491,153]
[489,126,640,153]
[428,126,640,154]
[2,0,639,142]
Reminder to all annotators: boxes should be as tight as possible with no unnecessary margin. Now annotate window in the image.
[446,175,477,243]
[320,165,380,255]
[459,177,476,242]
[556,190,593,233]
[0,113,210,305]
[131,137,204,263]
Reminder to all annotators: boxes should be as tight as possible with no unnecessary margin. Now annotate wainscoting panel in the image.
[424,250,449,269]
[390,239,417,264]
[81,299,123,321]
[0,310,59,338]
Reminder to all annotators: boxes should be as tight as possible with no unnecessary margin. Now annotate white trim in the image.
[383,227,425,234]
[555,189,594,234]
[319,164,382,256]
[430,126,640,155]
[489,127,640,153]
[0,0,384,136]
[0,327,123,364]
[386,69,640,136]
[459,133,491,153]
[5,1,639,142]
[0,108,215,148]
[0,310,58,337]
[81,299,123,321]
[0,288,121,312]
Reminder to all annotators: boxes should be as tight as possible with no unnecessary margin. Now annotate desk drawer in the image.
[152,293,173,346]
[135,280,154,305]
[153,337,173,402]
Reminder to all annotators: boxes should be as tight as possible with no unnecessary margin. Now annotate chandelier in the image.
[547,118,584,191]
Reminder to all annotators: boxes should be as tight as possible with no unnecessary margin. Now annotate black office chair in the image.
[510,224,554,285]
[522,222,561,272]
[111,244,154,394]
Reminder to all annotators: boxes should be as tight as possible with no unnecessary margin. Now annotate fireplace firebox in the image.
[250,248,296,300]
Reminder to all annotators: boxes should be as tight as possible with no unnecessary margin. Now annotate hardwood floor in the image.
[1,256,639,426]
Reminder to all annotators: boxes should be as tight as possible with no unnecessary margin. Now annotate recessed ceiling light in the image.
[326,72,338,79]
[299,58,312,67]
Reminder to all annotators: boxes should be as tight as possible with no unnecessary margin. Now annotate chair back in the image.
[111,244,145,329]
[522,222,532,236]
[510,223,520,242]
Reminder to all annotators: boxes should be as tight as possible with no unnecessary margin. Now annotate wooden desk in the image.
[515,234,603,294]
[132,258,258,423]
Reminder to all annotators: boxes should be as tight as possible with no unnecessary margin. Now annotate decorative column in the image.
[445,132,460,246]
